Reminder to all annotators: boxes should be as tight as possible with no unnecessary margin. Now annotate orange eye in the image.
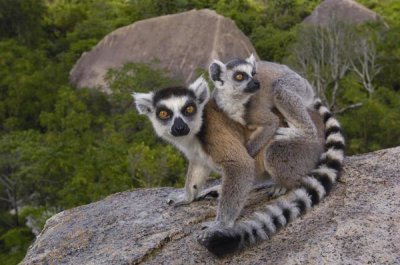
[158,110,170,120]
[235,73,244,81]
[186,106,195,114]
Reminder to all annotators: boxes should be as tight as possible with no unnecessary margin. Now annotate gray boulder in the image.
[21,147,400,264]
[69,9,258,93]
[304,0,381,26]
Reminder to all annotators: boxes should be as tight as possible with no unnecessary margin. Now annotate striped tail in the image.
[198,98,345,257]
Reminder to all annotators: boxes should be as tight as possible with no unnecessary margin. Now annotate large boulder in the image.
[21,147,400,264]
[303,0,381,26]
[69,9,258,93]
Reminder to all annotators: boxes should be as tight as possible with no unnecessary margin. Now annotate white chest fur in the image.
[214,90,251,126]
[168,136,220,172]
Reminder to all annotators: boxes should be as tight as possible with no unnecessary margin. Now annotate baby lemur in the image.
[209,54,325,191]
[134,74,345,256]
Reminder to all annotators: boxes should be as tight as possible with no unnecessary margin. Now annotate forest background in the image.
[0,0,399,263]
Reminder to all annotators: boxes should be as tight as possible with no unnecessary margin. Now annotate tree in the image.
[0,131,45,226]
[350,37,381,98]
[105,62,178,113]
[291,17,356,111]
[290,16,388,113]
[0,0,46,46]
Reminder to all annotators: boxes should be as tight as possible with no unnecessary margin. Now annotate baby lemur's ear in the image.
[246,54,257,74]
[209,59,226,85]
[132,92,154,115]
[189,76,210,105]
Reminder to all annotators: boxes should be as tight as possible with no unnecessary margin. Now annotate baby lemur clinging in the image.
[209,54,325,191]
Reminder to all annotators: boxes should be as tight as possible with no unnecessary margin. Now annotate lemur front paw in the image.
[167,192,193,207]
[200,221,220,230]
[197,227,217,247]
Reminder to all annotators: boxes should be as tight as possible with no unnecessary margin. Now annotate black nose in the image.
[244,79,260,93]
[171,117,190,136]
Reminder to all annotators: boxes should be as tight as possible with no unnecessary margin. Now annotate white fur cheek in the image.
[149,116,170,138]
[187,112,203,136]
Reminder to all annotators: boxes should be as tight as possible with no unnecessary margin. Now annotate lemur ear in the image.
[209,59,226,84]
[246,54,257,73]
[133,92,154,115]
[189,76,210,105]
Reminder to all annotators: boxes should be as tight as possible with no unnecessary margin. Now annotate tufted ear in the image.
[246,53,257,74]
[246,54,256,67]
[189,76,210,105]
[132,92,154,115]
[209,59,226,85]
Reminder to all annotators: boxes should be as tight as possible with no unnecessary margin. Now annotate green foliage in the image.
[377,23,400,91]
[251,24,296,61]
[339,87,400,154]
[105,62,179,113]
[243,0,318,61]
[0,130,46,212]
[0,0,46,46]
[0,227,34,265]
[0,40,60,130]
[128,143,186,188]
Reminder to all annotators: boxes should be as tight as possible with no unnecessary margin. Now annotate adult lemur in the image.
[134,73,345,256]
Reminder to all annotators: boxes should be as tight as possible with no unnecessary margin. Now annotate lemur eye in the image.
[158,110,170,120]
[184,105,196,116]
[234,73,244,81]
[186,106,194,113]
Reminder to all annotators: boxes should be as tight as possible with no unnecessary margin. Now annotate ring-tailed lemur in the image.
[197,99,345,256]
[196,55,345,256]
[209,54,325,191]
[133,75,345,257]
[134,77,256,227]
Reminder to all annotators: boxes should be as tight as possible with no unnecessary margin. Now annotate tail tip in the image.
[198,229,241,257]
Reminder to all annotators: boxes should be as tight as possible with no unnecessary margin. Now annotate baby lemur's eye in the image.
[186,106,194,113]
[234,72,245,81]
[158,110,171,120]
[183,105,196,116]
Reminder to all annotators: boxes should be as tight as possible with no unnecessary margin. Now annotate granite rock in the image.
[69,9,258,93]
[21,147,400,264]
[303,0,381,26]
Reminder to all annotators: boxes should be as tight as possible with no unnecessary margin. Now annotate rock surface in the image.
[21,146,400,264]
[69,9,258,93]
[303,0,381,26]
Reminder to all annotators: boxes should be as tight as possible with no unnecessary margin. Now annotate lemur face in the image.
[133,77,210,141]
[209,54,260,95]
